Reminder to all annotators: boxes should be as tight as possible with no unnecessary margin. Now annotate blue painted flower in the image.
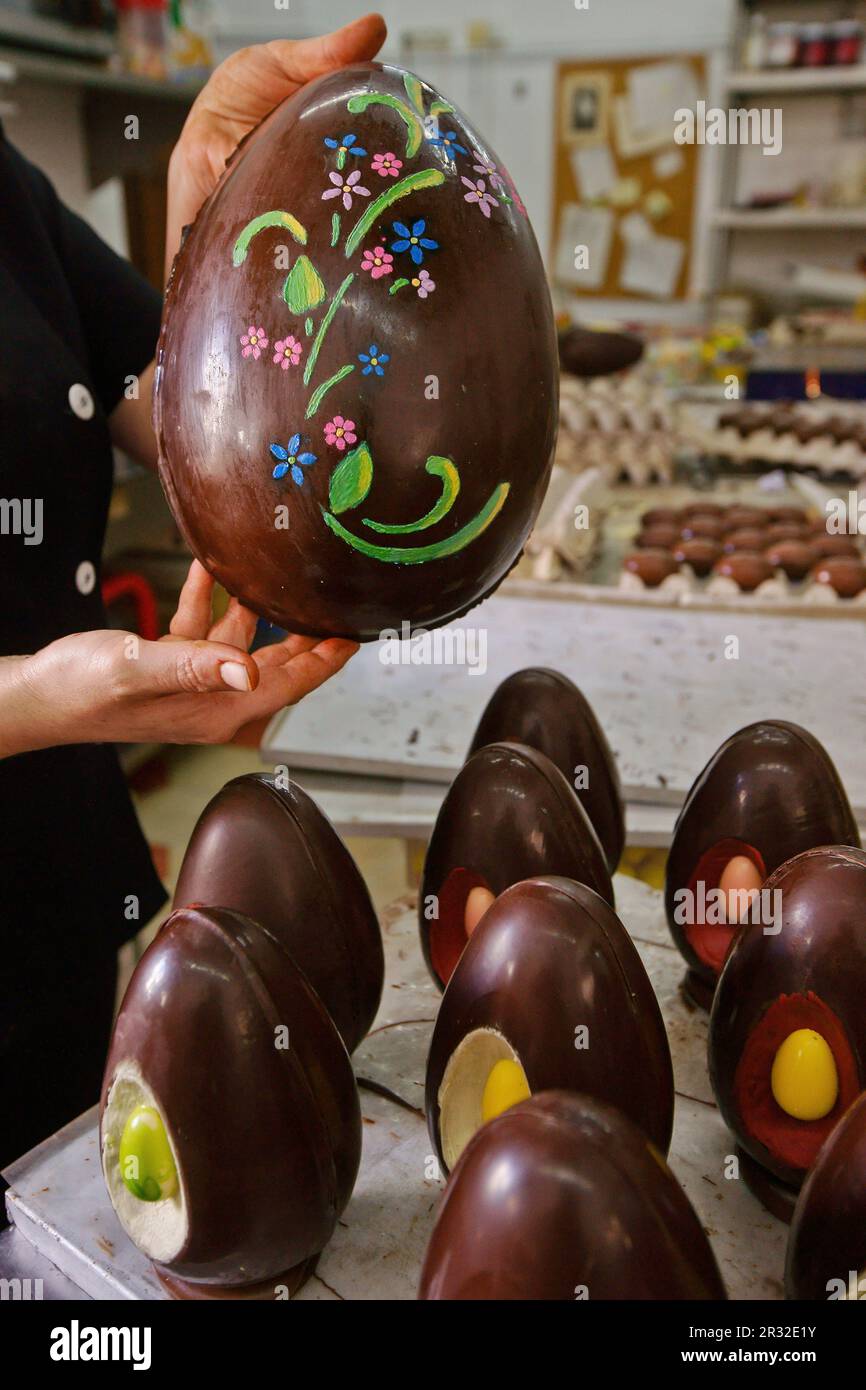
[429,129,468,158]
[358,344,390,377]
[324,132,367,166]
[269,432,317,485]
[391,218,439,265]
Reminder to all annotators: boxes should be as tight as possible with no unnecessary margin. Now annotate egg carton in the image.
[523,464,606,582]
[682,407,866,481]
[617,562,866,611]
[558,375,677,486]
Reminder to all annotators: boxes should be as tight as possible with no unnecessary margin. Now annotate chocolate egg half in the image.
[420,743,614,987]
[154,62,557,640]
[426,876,673,1171]
[665,720,859,1007]
[173,774,383,1053]
[466,667,624,872]
[709,846,866,1192]
[419,1092,724,1300]
[100,906,361,1294]
[786,1090,866,1300]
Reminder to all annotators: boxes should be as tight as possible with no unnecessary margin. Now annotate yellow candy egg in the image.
[481,1058,530,1124]
[771,1029,838,1122]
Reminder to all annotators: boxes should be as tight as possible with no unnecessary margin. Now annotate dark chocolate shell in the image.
[811,556,866,598]
[425,876,673,1169]
[786,1090,866,1300]
[420,743,614,987]
[173,774,383,1053]
[154,62,557,641]
[418,1091,725,1300]
[100,906,361,1290]
[712,551,774,591]
[709,845,866,1189]
[466,667,624,872]
[624,548,679,586]
[673,537,721,576]
[765,540,814,581]
[558,326,643,378]
[665,721,859,997]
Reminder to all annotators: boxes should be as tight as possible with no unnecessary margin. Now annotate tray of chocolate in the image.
[686,402,866,481]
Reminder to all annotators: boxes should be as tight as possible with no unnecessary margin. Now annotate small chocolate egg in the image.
[418,1092,725,1300]
[426,877,674,1171]
[723,506,769,532]
[641,506,681,528]
[173,775,383,1052]
[712,551,774,592]
[672,537,722,577]
[680,515,725,541]
[559,326,643,378]
[768,505,809,525]
[811,556,866,598]
[681,501,727,518]
[765,540,815,582]
[420,743,613,987]
[765,522,807,546]
[636,525,678,550]
[810,535,861,560]
[100,906,361,1296]
[466,667,624,873]
[722,527,769,554]
[624,548,680,587]
[786,1090,866,1299]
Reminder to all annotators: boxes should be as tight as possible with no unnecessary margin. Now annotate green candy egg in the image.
[119,1105,178,1202]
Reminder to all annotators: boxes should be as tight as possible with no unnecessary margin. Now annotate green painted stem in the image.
[303,273,355,387]
[389,277,410,296]
[232,211,307,266]
[330,212,340,247]
[306,363,355,419]
[344,168,445,258]
[364,457,460,534]
[323,483,510,564]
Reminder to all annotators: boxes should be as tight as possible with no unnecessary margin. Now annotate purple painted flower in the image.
[322,168,370,211]
[471,151,506,192]
[361,244,394,280]
[273,336,302,370]
[240,325,268,359]
[324,415,358,451]
[410,269,436,299]
[270,432,317,485]
[461,176,498,219]
[371,150,403,178]
[391,218,439,265]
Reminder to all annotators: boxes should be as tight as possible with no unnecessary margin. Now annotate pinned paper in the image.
[612,95,670,159]
[554,203,614,289]
[627,61,698,136]
[619,211,652,243]
[653,148,684,180]
[570,144,617,201]
[608,176,642,208]
[619,233,685,298]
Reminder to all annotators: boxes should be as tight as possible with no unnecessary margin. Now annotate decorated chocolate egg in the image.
[154,63,556,641]
[419,743,613,987]
[173,774,383,1052]
[786,1090,866,1299]
[418,1091,725,1300]
[100,906,361,1296]
[709,846,866,1214]
[426,877,673,1172]
[466,667,624,872]
[665,721,858,1009]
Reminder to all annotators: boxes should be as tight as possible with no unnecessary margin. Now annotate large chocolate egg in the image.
[100,906,361,1295]
[420,743,613,987]
[154,62,557,640]
[786,1090,866,1300]
[709,846,866,1202]
[173,774,383,1052]
[418,1092,725,1300]
[426,877,673,1172]
[466,667,624,872]
[665,721,859,1008]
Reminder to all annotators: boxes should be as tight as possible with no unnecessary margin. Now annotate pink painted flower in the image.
[471,151,506,193]
[324,415,358,451]
[240,325,268,359]
[410,269,436,299]
[273,335,302,370]
[361,244,394,279]
[461,176,498,219]
[371,150,402,178]
[322,167,370,211]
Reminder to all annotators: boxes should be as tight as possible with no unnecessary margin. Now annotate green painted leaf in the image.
[403,72,424,115]
[283,255,326,314]
[232,210,307,266]
[364,456,460,533]
[328,441,374,515]
[323,483,511,564]
[347,91,424,158]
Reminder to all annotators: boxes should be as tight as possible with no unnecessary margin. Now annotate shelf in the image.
[711,208,866,230]
[725,64,866,94]
[0,45,202,103]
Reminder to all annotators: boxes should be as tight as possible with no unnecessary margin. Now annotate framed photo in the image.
[560,71,611,147]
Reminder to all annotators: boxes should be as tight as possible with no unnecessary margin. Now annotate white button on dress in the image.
[68,383,94,420]
[75,560,96,595]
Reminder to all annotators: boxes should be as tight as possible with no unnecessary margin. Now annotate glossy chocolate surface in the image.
[786,1090,866,1299]
[709,846,866,1187]
[466,667,624,872]
[765,540,814,581]
[558,326,643,378]
[665,721,859,993]
[722,527,769,554]
[418,1092,725,1300]
[426,878,673,1166]
[173,774,383,1052]
[673,538,721,576]
[624,548,679,586]
[154,63,556,640]
[712,551,773,591]
[420,742,613,987]
[811,556,866,598]
[101,906,361,1287]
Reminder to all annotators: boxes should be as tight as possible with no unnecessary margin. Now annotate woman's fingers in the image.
[135,636,260,696]
[240,638,357,717]
[208,596,259,651]
[252,632,323,669]
[265,15,387,88]
[169,560,214,639]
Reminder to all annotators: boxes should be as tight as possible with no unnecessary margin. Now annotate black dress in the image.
[0,134,167,1168]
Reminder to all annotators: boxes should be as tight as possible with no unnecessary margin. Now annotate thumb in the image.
[135,638,259,697]
[266,14,387,85]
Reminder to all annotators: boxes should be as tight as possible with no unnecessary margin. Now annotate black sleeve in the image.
[4,140,163,415]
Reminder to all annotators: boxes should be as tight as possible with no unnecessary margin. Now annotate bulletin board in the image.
[551,53,706,300]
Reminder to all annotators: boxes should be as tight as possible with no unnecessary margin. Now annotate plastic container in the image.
[798,22,831,69]
[765,21,799,68]
[115,0,168,81]
[829,20,863,66]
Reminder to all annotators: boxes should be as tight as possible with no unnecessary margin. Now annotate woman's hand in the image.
[0,563,357,758]
[165,13,387,275]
